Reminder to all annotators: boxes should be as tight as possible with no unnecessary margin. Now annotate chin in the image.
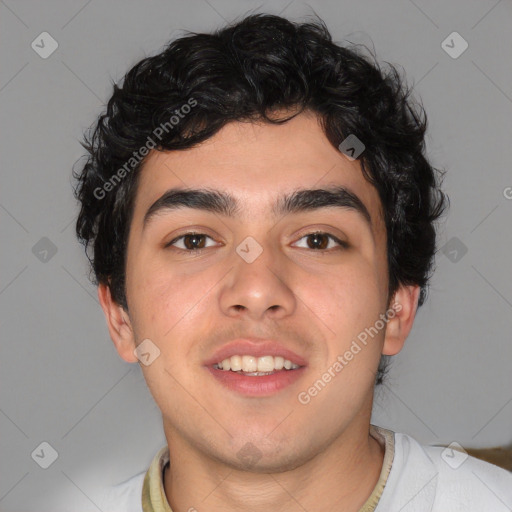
[215,437,317,474]
[226,451,309,474]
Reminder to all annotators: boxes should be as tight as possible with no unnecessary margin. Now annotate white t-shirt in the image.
[98,425,512,511]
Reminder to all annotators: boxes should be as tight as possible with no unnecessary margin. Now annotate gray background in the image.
[1,0,511,510]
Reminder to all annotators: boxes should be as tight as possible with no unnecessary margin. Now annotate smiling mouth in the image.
[208,354,306,396]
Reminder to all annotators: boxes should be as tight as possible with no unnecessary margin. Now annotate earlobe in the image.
[382,285,421,356]
[97,283,138,363]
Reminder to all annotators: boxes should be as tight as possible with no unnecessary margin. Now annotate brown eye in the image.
[293,232,346,251]
[167,233,216,251]
[182,234,207,250]
[306,233,329,250]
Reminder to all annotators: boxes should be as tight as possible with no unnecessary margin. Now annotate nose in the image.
[219,241,297,321]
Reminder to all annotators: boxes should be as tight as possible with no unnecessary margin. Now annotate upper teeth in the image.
[215,355,300,372]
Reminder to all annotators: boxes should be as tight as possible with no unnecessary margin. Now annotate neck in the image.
[163,420,385,512]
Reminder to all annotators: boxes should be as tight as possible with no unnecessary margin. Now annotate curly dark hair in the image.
[73,13,446,385]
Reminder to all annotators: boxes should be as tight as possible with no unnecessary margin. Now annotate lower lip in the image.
[206,366,306,396]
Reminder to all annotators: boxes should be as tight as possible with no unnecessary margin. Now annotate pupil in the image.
[308,233,327,249]
[186,234,204,249]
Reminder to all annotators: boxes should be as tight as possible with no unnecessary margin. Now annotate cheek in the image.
[127,255,220,344]
[296,265,384,410]
[306,258,384,339]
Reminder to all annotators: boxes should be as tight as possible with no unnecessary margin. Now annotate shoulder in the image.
[383,429,512,511]
[422,440,512,510]
[96,471,145,512]
[95,445,168,511]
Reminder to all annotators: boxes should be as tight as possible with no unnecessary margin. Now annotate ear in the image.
[98,283,138,363]
[382,285,421,356]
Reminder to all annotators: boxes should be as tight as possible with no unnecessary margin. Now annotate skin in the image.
[99,111,419,512]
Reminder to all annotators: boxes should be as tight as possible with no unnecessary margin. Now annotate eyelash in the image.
[166,231,348,254]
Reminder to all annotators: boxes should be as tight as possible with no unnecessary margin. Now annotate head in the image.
[74,14,446,470]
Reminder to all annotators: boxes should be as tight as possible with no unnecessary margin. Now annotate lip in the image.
[203,338,308,368]
[207,365,306,396]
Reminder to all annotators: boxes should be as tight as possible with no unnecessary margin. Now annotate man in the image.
[74,13,512,512]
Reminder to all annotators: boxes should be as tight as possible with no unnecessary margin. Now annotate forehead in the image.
[132,112,384,230]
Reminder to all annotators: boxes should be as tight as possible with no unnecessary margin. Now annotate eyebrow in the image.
[142,185,372,229]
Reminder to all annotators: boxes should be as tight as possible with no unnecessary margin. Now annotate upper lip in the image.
[204,338,308,367]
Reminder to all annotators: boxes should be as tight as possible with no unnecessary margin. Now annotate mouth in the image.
[205,340,307,396]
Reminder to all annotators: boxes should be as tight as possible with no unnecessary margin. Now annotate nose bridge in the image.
[219,234,296,319]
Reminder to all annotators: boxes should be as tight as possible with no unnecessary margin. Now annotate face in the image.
[103,111,414,472]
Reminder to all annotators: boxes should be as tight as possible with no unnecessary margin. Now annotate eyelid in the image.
[291,231,348,250]
[165,232,219,250]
